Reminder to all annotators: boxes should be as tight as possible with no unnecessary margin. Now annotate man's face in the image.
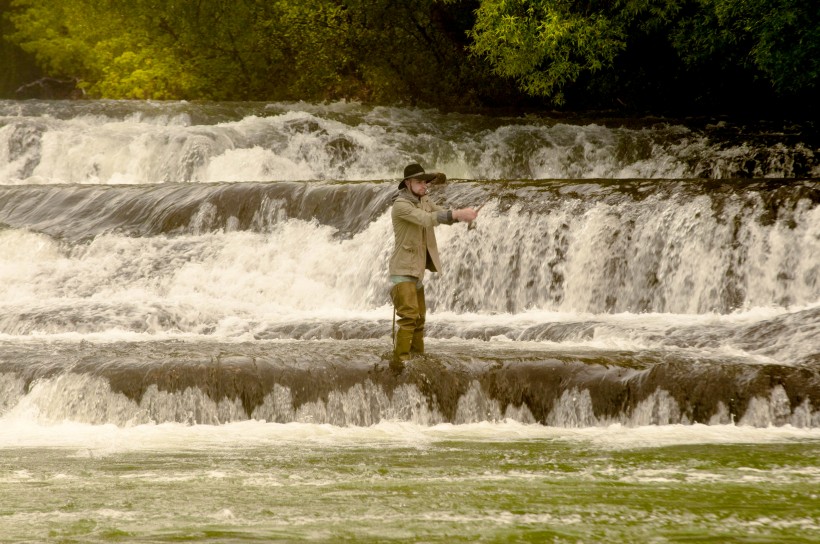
[408,178,430,197]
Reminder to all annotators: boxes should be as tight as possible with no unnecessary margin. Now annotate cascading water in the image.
[0,100,818,429]
[2,101,817,184]
[1,100,819,542]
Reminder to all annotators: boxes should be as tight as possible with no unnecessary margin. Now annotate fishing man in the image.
[389,163,478,370]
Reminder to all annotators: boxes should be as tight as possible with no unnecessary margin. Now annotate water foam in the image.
[2,370,817,429]
[3,415,819,454]
[3,101,816,184]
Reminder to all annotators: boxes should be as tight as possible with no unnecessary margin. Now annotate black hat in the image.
[399,163,441,189]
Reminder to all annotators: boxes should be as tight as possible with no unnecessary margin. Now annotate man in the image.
[388,163,478,370]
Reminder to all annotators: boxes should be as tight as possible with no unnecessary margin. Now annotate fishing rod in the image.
[466,179,510,230]
[466,201,487,231]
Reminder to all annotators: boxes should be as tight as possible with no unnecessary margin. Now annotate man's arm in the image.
[427,198,477,225]
[394,199,477,226]
[393,200,442,227]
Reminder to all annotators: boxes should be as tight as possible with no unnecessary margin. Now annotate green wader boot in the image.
[410,285,426,356]
[391,281,425,371]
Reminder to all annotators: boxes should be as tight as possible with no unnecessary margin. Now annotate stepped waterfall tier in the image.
[0,100,818,542]
[0,177,818,426]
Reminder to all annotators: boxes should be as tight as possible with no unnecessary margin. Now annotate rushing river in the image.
[0,100,818,542]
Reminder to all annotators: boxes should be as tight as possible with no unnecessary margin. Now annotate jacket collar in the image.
[394,187,422,204]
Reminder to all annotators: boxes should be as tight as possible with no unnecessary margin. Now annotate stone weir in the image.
[1,340,817,428]
[0,179,816,243]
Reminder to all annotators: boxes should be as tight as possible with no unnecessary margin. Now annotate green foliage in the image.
[5,0,484,104]
[468,0,626,104]
[343,0,479,104]
[7,0,91,78]
[468,0,818,107]
[671,0,820,94]
[3,0,818,111]
[6,0,333,99]
[7,0,208,98]
[0,0,42,96]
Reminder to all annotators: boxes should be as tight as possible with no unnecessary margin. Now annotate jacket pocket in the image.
[395,243,417,271]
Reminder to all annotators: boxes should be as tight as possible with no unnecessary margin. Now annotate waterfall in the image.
[0,100,818,427]
[2,100,817,184]
[1,181,816,317]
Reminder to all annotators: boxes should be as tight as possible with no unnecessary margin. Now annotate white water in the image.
[2,348,818,427]
[3,100,820,544]
[2,101,817,184]
[434,194,820,314]
[0,100,818,431]
[3,415,820,453]
[0,207,817,365]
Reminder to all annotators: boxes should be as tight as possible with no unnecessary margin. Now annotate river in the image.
[0,100,818,542]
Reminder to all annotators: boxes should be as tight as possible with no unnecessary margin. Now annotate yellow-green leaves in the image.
[469,1,625,104]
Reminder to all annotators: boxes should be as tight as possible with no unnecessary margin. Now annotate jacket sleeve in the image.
[429,199,456,225]
[393,200,442,227]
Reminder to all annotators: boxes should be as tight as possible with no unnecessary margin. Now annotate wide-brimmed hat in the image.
[399,163,442,189]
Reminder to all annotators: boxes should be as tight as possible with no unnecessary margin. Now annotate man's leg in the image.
[410,284,426,355]
[391,281,419,368]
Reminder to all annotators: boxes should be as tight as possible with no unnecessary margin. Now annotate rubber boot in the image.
[410,286,426,355]
[392,329,413,372]
[391,281,420,372]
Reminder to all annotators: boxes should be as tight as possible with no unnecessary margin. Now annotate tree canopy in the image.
[2,0,818,115]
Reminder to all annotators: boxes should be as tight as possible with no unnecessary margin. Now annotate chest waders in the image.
[390,281,426,369]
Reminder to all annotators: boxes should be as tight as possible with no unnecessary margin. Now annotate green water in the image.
[1,433,818,543]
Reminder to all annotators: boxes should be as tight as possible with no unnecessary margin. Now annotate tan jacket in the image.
[389,188,455,277]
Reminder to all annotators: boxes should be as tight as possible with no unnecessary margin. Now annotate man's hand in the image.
[453,208,478,223]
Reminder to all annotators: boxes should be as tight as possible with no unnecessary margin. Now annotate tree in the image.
[0,0,43,97]
[7,0,206,99]
[5,0,482,104]
[671,0,820,95]
[467,0,626,105]
[465,0,819,110]
[5,0,818,113]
